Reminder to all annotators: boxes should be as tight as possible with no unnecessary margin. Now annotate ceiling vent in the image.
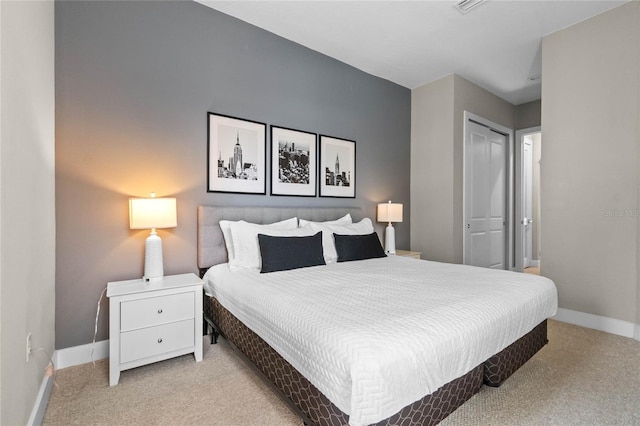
[454,0,486,14]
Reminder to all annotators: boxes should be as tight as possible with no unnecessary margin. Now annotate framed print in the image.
[207,112,266,194]
[270,126,317,197]
[319,135,356,198]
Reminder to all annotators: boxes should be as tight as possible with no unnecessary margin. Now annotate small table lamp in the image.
[377,201,403,254]
[129,194,177,282]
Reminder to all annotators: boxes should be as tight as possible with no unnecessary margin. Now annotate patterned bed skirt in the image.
[483,320,548,386]
[205,295,547,425]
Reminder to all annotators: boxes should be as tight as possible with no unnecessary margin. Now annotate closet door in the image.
[464,120,507,269]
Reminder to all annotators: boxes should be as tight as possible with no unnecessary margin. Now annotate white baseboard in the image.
[530,260,540,268]
[553,308,638,340]
[27,370,54,426]
[54,339,109,370]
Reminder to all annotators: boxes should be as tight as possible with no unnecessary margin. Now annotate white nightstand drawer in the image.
[121,292,194,331]
[120,319,195,363]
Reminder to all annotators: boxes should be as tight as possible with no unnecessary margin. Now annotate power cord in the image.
[91,286,108,365]
[32,347,83,398]
[28,286,108,401]
[31,347,66,398]
[33,347,55,373]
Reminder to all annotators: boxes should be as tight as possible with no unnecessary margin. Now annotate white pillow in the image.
[229,222,313,270]
[220,217,297,263]
[308,218,374,263]
[298,213,352,227]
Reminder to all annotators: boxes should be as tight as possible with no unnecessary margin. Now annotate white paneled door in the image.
[464,120,507,269]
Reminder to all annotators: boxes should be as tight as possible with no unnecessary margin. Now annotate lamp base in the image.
[144,231,164,282]
[385,223,396,255]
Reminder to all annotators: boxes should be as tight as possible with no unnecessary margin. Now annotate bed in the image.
[197,205,557,426]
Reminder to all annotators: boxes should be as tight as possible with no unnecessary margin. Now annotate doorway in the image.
[515,127,541,272]
[463,112,513,269]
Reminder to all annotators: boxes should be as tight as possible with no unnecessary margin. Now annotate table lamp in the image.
[129,193,177,282]
[377,201,403,254]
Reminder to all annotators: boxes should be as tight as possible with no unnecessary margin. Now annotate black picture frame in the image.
[207,112,267,195]
[319,135,356,198]
[270,126,318,197]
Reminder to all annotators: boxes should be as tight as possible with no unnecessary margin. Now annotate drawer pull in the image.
[157,338,163,344]
[157,309,163,314]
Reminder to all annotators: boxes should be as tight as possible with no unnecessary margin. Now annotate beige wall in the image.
[410,75,455,262]
[0,1,56,424]
[542,1,639,323]
[452,75,516,264]
[515,100,542,130]
[411,74,518,263]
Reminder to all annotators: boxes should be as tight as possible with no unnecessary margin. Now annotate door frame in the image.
[514,126,541,272]
[462,111,514,269]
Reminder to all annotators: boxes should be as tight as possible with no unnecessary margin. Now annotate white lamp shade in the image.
[129,197,177,230]
[377,202,403,223]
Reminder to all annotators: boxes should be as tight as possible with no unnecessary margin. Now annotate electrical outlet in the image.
[26,332,32,362]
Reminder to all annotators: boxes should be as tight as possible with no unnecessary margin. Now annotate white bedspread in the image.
[204,256,557,426]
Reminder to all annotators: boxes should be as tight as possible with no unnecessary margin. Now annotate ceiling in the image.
[196,0,626,105]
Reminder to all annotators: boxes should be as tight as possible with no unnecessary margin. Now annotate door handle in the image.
[522,217,531,226]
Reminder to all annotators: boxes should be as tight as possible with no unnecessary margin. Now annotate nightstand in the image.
[395,250,422,259]
[107,273,203,386]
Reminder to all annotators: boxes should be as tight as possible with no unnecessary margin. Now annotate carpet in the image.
[43,320,640,425]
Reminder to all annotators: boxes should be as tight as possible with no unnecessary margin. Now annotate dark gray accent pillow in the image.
[258,231,326,273]
[334,232,387,262]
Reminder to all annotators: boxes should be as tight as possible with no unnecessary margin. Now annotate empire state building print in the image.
[208,112,266,194]
[320,135,355,198]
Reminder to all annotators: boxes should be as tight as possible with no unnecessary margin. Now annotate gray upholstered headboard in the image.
[197,205,363,272]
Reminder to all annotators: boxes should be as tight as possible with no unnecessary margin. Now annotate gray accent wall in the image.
[55,1,410,349]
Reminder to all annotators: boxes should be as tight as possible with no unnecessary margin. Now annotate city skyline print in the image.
[207,112,266,194]
[319,135,356,198]
[270,126,317,197]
